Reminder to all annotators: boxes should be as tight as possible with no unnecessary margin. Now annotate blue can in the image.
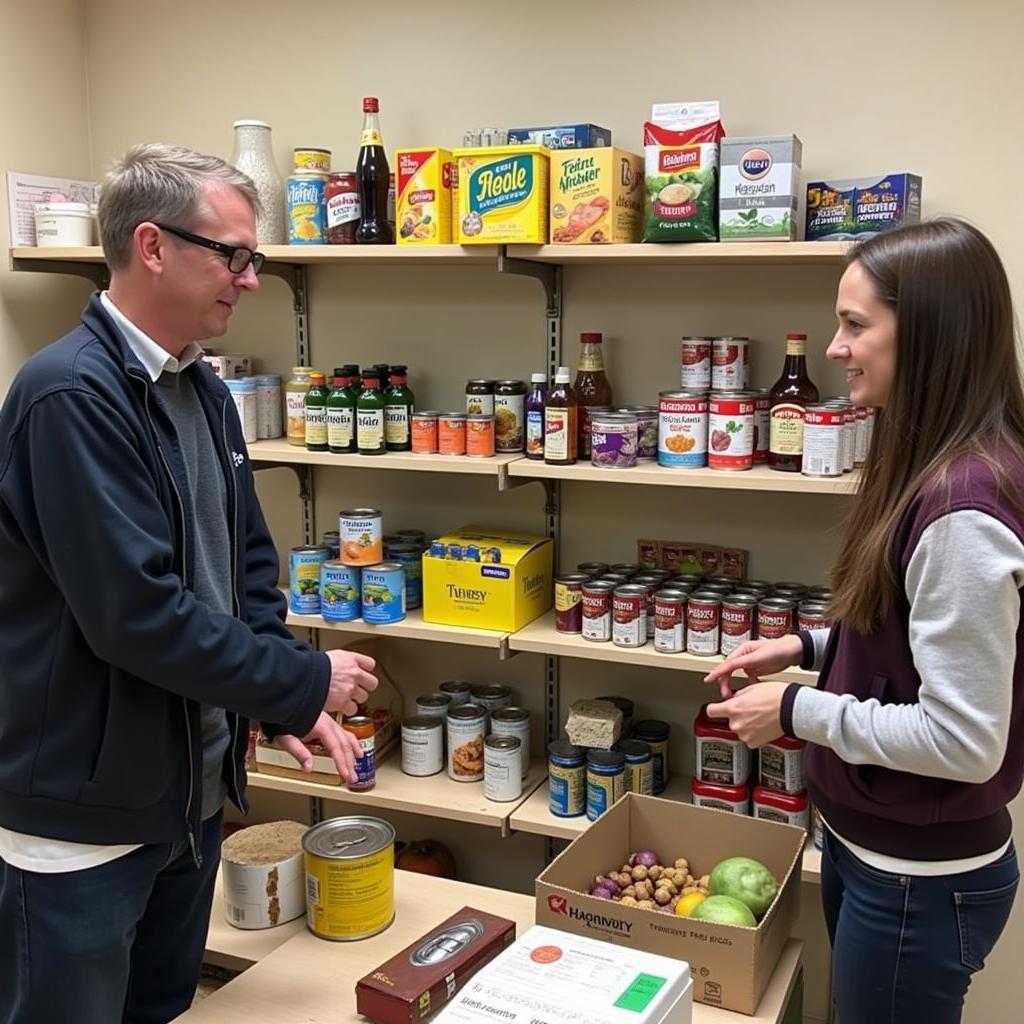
[388,543,422,610]
[320,561,360,622]
[548,740,586,818]
[361,562,406,625]
[287,172,327,244]
[429,539,446,559]
[289,545,328,615]
[586,749,626,822]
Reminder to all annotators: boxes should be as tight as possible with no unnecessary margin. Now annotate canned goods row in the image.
[801,401,875,478]
[426,540,504,563]
[289,548,407,625]
[680,336,752,392]
[410,412,498,457]
[691,778,811,830]
[287,168,393,246]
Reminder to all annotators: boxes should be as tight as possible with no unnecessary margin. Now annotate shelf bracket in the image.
[497,248,561,321]
[10,256,108,289]
[260,263,311,368]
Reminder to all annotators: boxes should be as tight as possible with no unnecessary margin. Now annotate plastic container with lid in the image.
[694,705,751,787]
[34,202,93,246]
[225,378,257,443]
[691,778,750,814]
[630,720,669,794]
[586,749,626,821]
[757,735,806,794]
[548,740,586,818]
[752,785,810,829]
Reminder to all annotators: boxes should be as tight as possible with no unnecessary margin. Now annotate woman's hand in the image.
[703,635,804,698]
[705,682,790,748]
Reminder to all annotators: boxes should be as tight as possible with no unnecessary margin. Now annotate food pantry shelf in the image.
[247,757,547,833]
[509,612,818,684]
[511,240,851,266]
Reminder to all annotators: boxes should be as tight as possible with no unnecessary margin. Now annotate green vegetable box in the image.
[535,793,806,1015]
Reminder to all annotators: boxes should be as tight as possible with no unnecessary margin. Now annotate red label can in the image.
[708,392,755,471]
[581,581,615,642]
[802,404,844,478]
[653,590,687,653]
[612,585,648,648]
[720,594,758,656]
[686,595,721,655]
[757,598,796,640]
[753,391,771,465]
[798,601,833,632]
[554,573,589,634]
[680,337,712,391]
[711,337,750,391]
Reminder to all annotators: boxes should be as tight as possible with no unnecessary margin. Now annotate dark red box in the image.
[355,906,516,1023]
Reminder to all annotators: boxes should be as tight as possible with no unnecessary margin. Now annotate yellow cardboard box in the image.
[452,145,549,244]
[422,525,552,631]
[395,147,453,244]
[550,147,644,244]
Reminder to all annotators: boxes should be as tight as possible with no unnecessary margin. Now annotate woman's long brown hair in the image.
[829,219,1024,633]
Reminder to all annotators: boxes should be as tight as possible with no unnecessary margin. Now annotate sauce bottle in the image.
[356,368,386,455]
[574,332,613,460]
[285,366,313,446]
[525,372,547,461]
[544,366,578,466]
[355,97,393,244]
[768,333,819,472]
[385,364,415,452]
[327,367,356,454]
[304,371,329,452]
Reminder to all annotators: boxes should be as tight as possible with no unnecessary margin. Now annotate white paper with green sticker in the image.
[434,925,692,1024]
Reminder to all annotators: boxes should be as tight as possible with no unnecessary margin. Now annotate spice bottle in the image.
[769,333,819,472]
[544,366,578,466]
[355,97,392,244]
[327,368,356,454]
[574,332,614,460]
[304,371,328,452]
[384,364,415,452]
[285,366,313,446]
[356,368,386,455]
[525,372,547,460]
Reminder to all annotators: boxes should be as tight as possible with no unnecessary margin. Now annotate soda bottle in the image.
[355,97,393,244]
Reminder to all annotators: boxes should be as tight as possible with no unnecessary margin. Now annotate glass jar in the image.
[230,120,285,244]
[494,379,526,453]
[466,379,496,416]
[326,171,360,244]
[286,366,314,446]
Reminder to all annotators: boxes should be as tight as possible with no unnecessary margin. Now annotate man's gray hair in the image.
[97,143,261,270]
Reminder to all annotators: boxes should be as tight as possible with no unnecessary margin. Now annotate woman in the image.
[704,218,1023,1023]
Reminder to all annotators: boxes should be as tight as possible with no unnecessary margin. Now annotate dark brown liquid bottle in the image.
[355,97,393,244]
[544,366,578,466]
[768,333,819,471]
[574,332,614,460]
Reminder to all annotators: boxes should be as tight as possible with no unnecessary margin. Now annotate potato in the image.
[674,858,689,872]
[620,896,639,907]
[631,865,649,882]
[637,899,656,911]
[654,888,672,906]
[621,885,637,900]
[647,865,663,881]
[613,872,632,887]
[635,880,654,900]
[699,875,711,888]
[621,864,633,875]
[682,885,700,895]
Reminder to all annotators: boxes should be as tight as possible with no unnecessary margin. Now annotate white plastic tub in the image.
[34,202,93,246]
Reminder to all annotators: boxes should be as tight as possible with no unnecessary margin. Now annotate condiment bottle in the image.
[356,368,386,455]
[385,364,415,452]
[769,333,819,472]
[304,371,328,452]
[525,371,547,460]
[355,97,392,244]
[544,366,578,466]
[327,367,356,454]
[285,366,313,446]
[574,332,614,460]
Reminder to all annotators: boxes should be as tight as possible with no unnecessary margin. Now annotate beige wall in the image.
[3,0,1023,1019]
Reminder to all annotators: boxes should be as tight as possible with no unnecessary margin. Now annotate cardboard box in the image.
[435,924,692,1024]
[356,906,516,1024]
[395,148,453,245]
[508,123,612,149]
[549,147,644,244]
[720,135,802,242]
[452,146,549,244]
[422,526,552,632]
[804,172,922,241]
[202,353,251,378]
[535,794,805,1015]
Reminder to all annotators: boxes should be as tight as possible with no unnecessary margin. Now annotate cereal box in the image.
[805,173,922,241]
[453,145,549,244]
[508,123,612,149]
[549,148,643,244]
[395,148,452,245]
[720,135,803,242]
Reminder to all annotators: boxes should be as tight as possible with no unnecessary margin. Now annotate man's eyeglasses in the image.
[154,223,265,276]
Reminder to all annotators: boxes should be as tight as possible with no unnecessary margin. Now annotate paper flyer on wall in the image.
[6,171,98,246]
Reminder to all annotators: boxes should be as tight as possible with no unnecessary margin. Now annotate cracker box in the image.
[550,147,644,244]
[719,135,803,242]
[202,352,251,378]
[422,525,552,631]
[395,148,453,245]
[805,173,922,241]
[535,793,805,1015]
[508,123,612,149]
[453,145,549,244]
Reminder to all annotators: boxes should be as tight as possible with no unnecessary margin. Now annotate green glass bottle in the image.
[385,364,415,452]
[343,364,361,446]
[304,371,329,452]
[327,367,355,454]
[356,368,386,456]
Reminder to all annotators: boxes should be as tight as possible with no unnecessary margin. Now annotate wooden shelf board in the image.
[247,757,547,832]
[509,612,818,683]
[511,240,850,265]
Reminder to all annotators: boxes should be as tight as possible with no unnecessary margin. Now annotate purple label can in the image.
[591,411,638,469]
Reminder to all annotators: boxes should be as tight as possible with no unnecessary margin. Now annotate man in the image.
[0,144,378,1023]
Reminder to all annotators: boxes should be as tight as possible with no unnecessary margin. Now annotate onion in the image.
[591,886,615,900]
[629,850,660,868]
[595,875,621,895]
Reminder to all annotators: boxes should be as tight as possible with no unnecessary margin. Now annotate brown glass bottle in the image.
[574,332,614,459]
[355,97,393,244]
[544,366,578,465]
[768,333,819,471]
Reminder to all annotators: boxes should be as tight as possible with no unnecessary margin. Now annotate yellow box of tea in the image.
[453,145,549,244]
[395,148,453,244]
[549,147,644,244]
[422,525,552,632]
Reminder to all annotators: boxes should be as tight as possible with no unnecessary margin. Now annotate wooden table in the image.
[184,872,802,1023]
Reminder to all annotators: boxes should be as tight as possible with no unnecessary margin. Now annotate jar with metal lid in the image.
[439,680,473,706]
[286,366,314,446]
[548,741,586,817]
[447,703,486,782]
[555,573,590,634]
[342,716,375,792]
[494,380,526,453]
[490,707,531,779]
[617,739,653,795]
[466,379,496,416]
[415,692,452,720]
[586,749,626,821]
[484,735,523,802]
[401,716,444,777]
[591,411,638,469]
[631,720,670,794]
[470,684,512,717]
[326,170,360,243]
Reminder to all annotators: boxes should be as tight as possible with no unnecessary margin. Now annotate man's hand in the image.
[274,712,363,783]
[705,682,790,749]
[325,649,379,717]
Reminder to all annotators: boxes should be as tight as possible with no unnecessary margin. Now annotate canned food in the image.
[302,816,395,941]
[401,716,444,777]
[631,720,670,794]
[654,589,687,653]
[619,405,658,461]
[631,574,662,640]
[686,594,721,656]
[490,707,531,780]
[691,778,750,815]
[447,703,486,782]
[758,598,796,640]
[577,561,610,578]
[289,545,328,615]
[586,749,626,821]
[658,390,708,468]
[807,586,833,602]
[802,405,844,478]
[484,735,522,802]
[796,601,830,631]
[549,740,586,818]
[466,414,496,458]
[695,705,751,786]
[438,413,467,455]
[617,739,654,796]
[720,593,758,656]
[411,412,439,454]
[712,337,750,391]
[612,584,648,648]
[773,582,808,599]
[827,400,856,473]
[708,391,755,471]
[759,736,807,794]
[415,692,452,720]
[555,573,589,634]
[439,680,473,706]
[387,543,422,610]
[581,581,615,642]
[321,561,360,623]
[753,785,810,829]
[293,147,332,173]
[361,563,406,625]
[287,172,327,245]
[855,406,869,466]
[698,581,735,597]
[753,390,771,465]
[342,716,375,792]
[681,336,712,391]
[339,508,384,566]
[470,684,512,716]
[611,562,641,577]
[591,411,638,469]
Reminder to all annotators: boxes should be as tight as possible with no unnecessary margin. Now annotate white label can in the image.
[401,716,444,777]
[680,337,712,390]
[446,704,486,782]
[711,337,750,391]
[484,735,523,802]
[802,405,844,478]
[490,707,531,780]
[657,390,708,468]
